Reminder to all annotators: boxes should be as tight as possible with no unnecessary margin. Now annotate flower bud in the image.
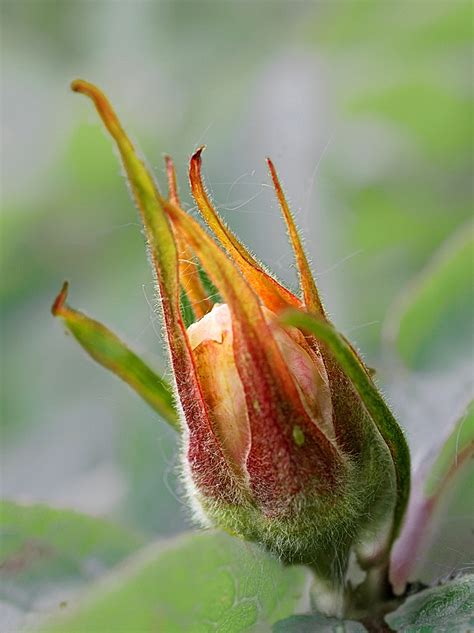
[69,80,410,600]
[182,301,396,576]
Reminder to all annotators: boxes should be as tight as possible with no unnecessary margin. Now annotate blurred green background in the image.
[1,0,473,622]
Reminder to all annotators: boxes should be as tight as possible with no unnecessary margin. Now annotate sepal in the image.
[52,281,179,429]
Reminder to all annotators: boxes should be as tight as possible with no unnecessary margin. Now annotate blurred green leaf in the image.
[273,613,367,632]
[408,457,474,590]
[414,0,473,48]
[424,400,474,498]
[385,223,474,369]
[63,122,119,191]
[307,1,471,54]
[390,401,474,594]
[385,574,474,632]
[52,281,179,430]
[349,187,464,256]
[36,530,306,633]
[347,83,471,160]
[0,500,144,612]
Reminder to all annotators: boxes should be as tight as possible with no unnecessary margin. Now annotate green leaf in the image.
[424,400,474,498]
[385,574,474,632]
[63,122,120,191]
[35,531,306,633]
[347,83,472,160]
[280,310,410,545]
[0,500,144,614]
[306,0,472,52]
[385,223,474,370]
[390,401,474,594]
[273,613,368,632]
[52,281,179,431]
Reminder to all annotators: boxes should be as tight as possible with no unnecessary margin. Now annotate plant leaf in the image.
[34,531,306,633]
[273,614,368,632]
[347,83,471,160]
[390,401,474,594]
[280,310,410,545]
[52,282,179,431]
[385,223,474,370]
[385,574,474,633]
[423,400,474,499]
[0,500,144,625]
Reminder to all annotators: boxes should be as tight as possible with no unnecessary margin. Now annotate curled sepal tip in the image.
[71,79,239,503]
[51,280,69,316]
[189,146,299,314]
[70,79,132,152]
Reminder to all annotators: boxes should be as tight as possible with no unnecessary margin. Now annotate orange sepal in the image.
[165,155,212,319]
[189,147,300,314]
[266,158,325,317]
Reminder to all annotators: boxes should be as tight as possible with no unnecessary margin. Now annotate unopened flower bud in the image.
[67,80,410,605]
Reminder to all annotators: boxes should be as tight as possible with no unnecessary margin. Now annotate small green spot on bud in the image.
[292,425,305,447]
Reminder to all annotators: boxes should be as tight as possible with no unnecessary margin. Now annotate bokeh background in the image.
[1,1,473,627]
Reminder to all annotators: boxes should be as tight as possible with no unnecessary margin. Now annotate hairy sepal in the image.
[281,310,406,563]
[71,79,238,502]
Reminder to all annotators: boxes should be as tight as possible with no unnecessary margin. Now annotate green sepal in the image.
[280,309,410,546]
[179,287,196,327]
[52,281,179,431]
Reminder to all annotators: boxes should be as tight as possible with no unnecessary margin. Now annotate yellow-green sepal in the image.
[52,281,179,431]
